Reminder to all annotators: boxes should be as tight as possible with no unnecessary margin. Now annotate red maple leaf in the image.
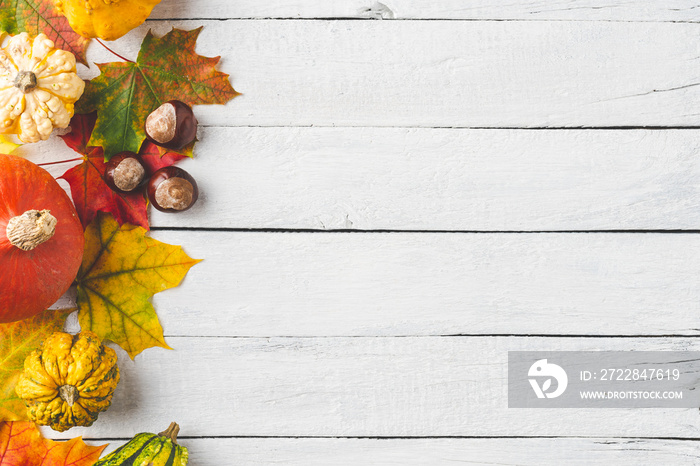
[139,139,188,174]
[59,112,148,229]
[59,113,188,230]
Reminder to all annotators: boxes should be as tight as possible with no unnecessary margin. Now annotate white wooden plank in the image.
[80,20,700,128]
[48,231,700,337]
[43,337,700,438]
[91,437,700,465]
[22,128,700,231]
[126,127,700,230]
[151,0,700,22]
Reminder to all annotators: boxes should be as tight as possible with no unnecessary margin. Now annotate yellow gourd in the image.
[15,331,120,432]
[0,33,84,143]
[54,0,162,41]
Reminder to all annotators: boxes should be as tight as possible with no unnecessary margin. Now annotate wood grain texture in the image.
[94,437,700,465]
[78,20,700,128]
[48,231,700,337]
[23,128,700,231]
[129,127,700,230]
[44,336,700,439]
[151,0,700,22]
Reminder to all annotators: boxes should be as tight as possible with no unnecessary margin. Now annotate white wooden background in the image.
[19,0,700,464]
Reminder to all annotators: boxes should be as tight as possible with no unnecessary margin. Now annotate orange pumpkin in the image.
[0,154,83,322]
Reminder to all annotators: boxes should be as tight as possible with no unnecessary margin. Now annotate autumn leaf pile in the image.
[0,1,237,463]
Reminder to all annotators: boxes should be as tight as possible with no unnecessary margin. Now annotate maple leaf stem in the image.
[96,39,135,64]
[37,157,83,167]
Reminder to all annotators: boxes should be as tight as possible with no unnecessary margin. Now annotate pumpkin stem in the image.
[158,422,180,444]
[6,210,57,251]
[14,71,37,93]
[58,385,78,407]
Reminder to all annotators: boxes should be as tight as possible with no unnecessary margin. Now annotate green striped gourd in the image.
[95,422,188,466]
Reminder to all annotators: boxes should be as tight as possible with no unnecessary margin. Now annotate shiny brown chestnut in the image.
[144,100,198,151]
[104,151,146,193]
[147,166,199,212]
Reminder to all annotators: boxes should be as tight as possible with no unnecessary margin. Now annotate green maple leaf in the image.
[0,0,90,65]
[77,27,239,160]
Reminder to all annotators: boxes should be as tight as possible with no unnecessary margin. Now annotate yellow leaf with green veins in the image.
[0,309,71,421]
[76,212,201,359]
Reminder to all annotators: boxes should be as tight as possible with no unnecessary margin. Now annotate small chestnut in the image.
[144,100,198,151]
[104,151,146,193]
[147,166,199,212]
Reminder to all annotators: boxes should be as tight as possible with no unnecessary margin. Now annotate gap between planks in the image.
[149,227,700,234]
[147,0,700,22]
[146,18,700,24]
[63,436,700,465]
[158,334,700,339]
[76,435,700,440]
[66,436,700,465]
[193,125,700,129]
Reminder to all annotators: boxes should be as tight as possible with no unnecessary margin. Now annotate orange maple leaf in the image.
[0,422,106,465]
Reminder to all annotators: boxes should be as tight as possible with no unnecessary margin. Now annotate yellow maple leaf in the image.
[0,135,20,154]
[76,213,201,358]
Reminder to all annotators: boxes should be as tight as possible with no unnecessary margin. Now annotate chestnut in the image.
[147,166,199,212]
[144,100,197,151]
[104,151,146,193]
